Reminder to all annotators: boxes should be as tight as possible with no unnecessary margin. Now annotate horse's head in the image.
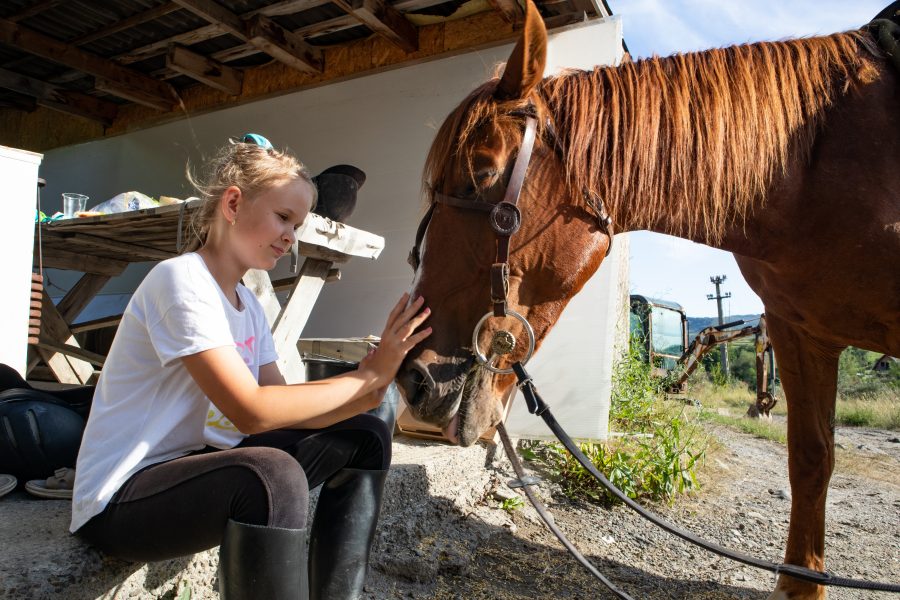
[395,1,612,445]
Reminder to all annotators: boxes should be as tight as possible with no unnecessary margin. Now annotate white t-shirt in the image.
[70,253,278,532]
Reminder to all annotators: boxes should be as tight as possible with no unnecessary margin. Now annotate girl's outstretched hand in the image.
[360,293,431,388]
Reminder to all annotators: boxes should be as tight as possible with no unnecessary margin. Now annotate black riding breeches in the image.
[76,413,392,562]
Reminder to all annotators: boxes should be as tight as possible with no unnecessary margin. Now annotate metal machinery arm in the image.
[668,314,777,417]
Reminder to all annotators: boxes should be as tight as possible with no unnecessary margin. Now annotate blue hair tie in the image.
[241,133,274,150]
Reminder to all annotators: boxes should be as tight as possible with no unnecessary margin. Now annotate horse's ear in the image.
[495,0,547,100]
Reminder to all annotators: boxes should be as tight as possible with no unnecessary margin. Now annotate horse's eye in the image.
[474,168,500,189]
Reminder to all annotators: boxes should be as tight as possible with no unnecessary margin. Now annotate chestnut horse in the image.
[396,2,899,599]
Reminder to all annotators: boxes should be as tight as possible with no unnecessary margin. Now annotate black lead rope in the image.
[506,361,900,593]
[496,423,635,600]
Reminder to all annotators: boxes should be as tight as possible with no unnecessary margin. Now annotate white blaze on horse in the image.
[396,2,900,598]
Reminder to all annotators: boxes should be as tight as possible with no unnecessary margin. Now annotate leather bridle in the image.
[408,106,614,373]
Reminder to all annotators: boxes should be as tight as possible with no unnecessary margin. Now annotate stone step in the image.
[0,437,505,599]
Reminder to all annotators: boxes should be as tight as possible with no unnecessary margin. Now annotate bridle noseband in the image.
[408,106,614,373]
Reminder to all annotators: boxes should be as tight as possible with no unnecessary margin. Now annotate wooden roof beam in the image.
[0,18,176,110]
[72,2,183,46]
[150,0,442,77]
[567,0,602,19]
[166,43,243,95]
[0,66,117,124]
[172,0,323,73]
[171,0,247,40]
[333,0,418,53]
[486,0,524,24]
[245,15,323,73]
[0,90,37,111]
[6,0,65,23]
[114,0,331,66]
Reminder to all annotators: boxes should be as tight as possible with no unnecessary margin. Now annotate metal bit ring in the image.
[472,309,536,374]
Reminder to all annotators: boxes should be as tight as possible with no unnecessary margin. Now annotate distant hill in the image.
[687,314,763,338]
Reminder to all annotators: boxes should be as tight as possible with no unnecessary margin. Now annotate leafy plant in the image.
[524,344,707,505]
[499,496,525,512]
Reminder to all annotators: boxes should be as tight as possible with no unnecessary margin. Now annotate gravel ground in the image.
[367,423,900,599]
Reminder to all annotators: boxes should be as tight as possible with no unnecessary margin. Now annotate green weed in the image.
[524,345,707,505]
[499,496,525,512]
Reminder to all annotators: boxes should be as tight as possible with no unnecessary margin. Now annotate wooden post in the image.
[37,289,93,384]
[272,258,332,383]
[242,269,283,326]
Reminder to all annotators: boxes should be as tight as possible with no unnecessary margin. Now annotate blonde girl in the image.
[71,137,430,600]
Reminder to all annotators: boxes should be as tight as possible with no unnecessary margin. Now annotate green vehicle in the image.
[629,295,689,376]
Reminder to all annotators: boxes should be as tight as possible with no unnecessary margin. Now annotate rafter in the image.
[171,0,247,40]
[72,2,183,46]
[0,90,37,111]
[245,15,323,73]
[166,43,243,95]
[6,0,65,23]
[0,66,117,123]
[56,0,443,87]
[0,18,176,110]
[171,0,324,73]
[486,0,524,24]
[332,0,418,53]
[567,0,602,19]
[146,0,441,81]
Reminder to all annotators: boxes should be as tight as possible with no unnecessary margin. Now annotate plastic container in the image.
[61,193,88,218]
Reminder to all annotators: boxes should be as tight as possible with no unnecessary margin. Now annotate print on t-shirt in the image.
[207,407,239,432]
[235,335,256,366]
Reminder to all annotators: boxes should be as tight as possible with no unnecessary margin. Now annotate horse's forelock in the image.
[423,79,551,208]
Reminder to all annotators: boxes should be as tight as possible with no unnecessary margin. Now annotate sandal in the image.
[25,467,75,499]
[0,474,16,498]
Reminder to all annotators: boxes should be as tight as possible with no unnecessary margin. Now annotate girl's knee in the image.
[231,447,309,529]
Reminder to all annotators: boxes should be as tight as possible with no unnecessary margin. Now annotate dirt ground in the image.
[368,423,900,599]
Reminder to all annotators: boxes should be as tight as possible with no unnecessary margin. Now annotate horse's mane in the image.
[425,31,880,242]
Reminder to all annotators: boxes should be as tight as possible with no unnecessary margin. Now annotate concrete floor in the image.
[0,436,501,600]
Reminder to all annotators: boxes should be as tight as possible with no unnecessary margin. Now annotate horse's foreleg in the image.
[764,312,843,600]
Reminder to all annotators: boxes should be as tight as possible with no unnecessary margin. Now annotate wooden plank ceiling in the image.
[0,0,607,151]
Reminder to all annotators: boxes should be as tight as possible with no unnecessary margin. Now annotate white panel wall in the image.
[0,146,42,376]
[40,17,624,439]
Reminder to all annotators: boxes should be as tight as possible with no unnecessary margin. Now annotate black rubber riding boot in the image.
[308,468,388,600]
[218,519,309,600]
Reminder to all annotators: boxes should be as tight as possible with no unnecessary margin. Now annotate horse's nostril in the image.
[405,368,428,406]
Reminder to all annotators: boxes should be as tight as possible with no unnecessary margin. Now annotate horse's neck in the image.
[620,204,778,257]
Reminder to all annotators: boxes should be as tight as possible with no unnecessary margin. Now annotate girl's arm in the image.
[182,293,429,433]
[258,361,286,386]
[258,358,387,422]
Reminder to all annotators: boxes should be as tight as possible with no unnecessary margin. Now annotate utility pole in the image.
[707,275,731,376]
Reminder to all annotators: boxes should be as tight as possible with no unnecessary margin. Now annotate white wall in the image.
[40,17,625,439]
[0,145,42,376]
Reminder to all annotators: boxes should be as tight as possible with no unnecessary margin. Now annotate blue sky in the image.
[610,0,887,317]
